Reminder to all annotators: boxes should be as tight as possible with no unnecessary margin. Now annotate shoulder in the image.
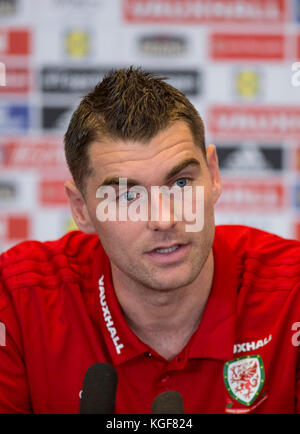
[215,225,300,291]
[216,224,300,260]
[0,231,101,292]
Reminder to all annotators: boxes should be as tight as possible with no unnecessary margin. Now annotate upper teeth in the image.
[155,245,179,253]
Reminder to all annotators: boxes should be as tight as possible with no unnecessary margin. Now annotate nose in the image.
[147,190,177,232]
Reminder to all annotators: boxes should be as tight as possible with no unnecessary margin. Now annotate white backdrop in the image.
[0,0,300,252]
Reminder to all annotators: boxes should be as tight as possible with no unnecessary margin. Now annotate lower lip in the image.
[145,244,190,264]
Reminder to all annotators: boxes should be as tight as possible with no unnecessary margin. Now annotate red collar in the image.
[93,227,238,365]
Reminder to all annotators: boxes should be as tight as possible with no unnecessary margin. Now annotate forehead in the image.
[87,122,203,183]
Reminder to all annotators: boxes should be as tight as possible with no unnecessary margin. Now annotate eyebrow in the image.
[166,157,200,180]
[99,157,201,188]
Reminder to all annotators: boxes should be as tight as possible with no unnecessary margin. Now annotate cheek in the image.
[202,177,215,208]
[204,186,214,209]
[198,184,215,231]
[94,221,142,255]
[188,181,213,216]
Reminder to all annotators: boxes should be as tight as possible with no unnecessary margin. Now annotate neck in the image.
[111,250,214,360]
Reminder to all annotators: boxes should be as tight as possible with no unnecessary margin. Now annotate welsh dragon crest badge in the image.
[224,355,265,406]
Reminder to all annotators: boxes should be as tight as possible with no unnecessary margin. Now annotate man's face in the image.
[72,121,221,292]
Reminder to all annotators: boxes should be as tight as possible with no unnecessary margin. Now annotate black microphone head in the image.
[80,362,118,414]
[152,391,185,414]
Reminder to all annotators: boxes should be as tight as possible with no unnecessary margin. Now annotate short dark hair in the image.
[64,66,206,193]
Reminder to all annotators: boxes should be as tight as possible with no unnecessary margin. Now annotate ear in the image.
[205,144,222,205]
[64,180,96,233]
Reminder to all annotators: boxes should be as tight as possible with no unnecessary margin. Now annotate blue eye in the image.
[119,190,138,202]
[175,178,188,188]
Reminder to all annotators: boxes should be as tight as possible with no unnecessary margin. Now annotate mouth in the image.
[148,244,182,254]
[145,243,190,264]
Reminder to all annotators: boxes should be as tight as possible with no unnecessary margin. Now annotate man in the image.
[1,67,300,414]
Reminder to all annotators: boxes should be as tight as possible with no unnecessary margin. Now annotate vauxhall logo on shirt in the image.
[98,275,124,355]
[233,334,272,354]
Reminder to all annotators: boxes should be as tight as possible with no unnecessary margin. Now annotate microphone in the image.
[152,391,185,414]
[80,362,118,414]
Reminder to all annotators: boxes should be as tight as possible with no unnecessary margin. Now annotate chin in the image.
[147,268,199,292]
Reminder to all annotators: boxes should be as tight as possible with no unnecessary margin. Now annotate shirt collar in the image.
[93,226,238,365]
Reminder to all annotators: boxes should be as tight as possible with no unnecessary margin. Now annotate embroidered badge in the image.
[224,355,265,406]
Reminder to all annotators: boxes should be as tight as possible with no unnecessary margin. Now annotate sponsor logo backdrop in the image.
[0,0,299,251]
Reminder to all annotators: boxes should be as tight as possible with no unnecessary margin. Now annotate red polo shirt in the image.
[1,225,300,414]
